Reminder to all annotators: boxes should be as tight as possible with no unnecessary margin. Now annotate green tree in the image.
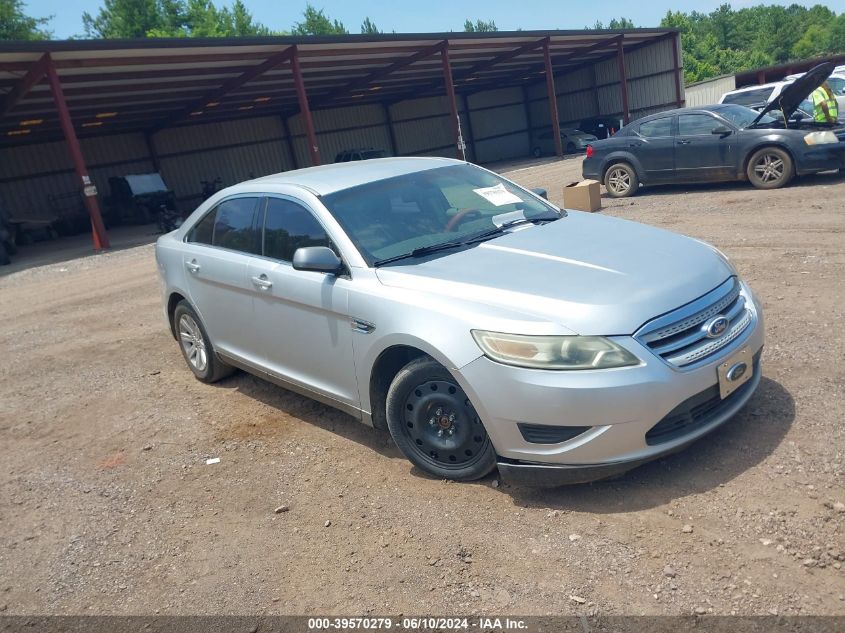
[292,4,347,35]
[360,17,380,34]
[589,17,635,29]
[84,0,272,38]
[0,0,51,40]
[463,19,497,32]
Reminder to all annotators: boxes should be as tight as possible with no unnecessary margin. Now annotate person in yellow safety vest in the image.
[811,81,839,124]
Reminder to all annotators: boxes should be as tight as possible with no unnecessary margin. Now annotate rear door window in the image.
[638,117,673,138]
[187,197,260,252]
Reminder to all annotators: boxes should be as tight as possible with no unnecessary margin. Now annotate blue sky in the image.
[25,0,845,39]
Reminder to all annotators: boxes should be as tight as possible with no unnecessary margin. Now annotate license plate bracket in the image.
[717,347,753,399]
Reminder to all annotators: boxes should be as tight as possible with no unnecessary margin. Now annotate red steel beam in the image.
[290,46,321,166]
[440,44,466,161]
[1,53,52,117]
[616,40,630,124]
[152,46,296,131]
[543,40,563,158]
[44,54,110,249]
[320,41,446,105]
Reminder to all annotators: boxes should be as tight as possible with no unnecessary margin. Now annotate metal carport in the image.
[0,29,682,249]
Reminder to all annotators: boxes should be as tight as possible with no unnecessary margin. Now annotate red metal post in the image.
[543,40,563,158]
[290,46,321,166]
[440,44,466,161]
[44,54,110,249]
[757,70,766,85]
[616,40,630,125]
[672,33,684,107]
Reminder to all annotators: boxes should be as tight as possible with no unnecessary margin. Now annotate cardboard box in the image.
[563,180,601,212]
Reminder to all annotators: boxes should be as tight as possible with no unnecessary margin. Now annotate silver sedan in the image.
[155,157,764,485]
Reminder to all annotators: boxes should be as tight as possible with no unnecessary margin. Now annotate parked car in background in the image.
[584,62,845,197]
[531,128,598,156]
[578,117,623,139]
[334,148,388,162]
[157,157,764,485]
[719,79,793,108]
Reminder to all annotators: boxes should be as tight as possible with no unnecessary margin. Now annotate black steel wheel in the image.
[385,357,496,481]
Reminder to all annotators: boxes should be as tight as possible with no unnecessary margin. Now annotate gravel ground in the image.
[0,157,843,617]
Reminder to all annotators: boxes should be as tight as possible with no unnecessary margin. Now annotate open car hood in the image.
[752,62,834,125]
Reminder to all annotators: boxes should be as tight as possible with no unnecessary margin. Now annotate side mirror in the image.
[529,187,548,200]
[292,246,342,274]
[711,125,732,136]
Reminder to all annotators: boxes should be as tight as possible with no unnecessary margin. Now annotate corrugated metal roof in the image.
[0,29,675,147]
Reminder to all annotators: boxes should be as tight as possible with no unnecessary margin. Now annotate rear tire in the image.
[746,147,793,189]
[604,162,639,198]
[173,300,235,383]
[385,357,496,481]
[566,142,576,154]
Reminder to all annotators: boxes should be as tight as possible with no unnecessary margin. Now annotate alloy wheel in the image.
[607,167,631,195]
[753,153,785,183]
[178,314,208,372]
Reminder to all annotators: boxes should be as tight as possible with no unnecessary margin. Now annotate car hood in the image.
[375,212,734,336]
[753,61,834,124]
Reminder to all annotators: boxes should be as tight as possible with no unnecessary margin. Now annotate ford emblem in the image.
[705,316,729,338]
[726,362,747,382]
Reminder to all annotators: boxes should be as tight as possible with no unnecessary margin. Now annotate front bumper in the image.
[453,286,765,484]
[795,142,845,174]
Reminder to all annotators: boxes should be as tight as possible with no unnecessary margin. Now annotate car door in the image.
[246,195,359,409]
[627,116,675,182]
[674,113,737,181]
[181,196,262,363]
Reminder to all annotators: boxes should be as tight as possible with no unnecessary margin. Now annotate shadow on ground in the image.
[504,376,794,513]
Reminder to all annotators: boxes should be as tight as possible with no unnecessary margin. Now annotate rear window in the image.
[722,87,775,107]
[638,117,672,138]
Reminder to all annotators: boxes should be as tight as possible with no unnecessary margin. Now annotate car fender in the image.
[742,134,799,177]
[600,151,645,182]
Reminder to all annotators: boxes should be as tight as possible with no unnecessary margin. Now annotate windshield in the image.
[722,86,776,107]
[716,104,776,128]
[321,164,560,265]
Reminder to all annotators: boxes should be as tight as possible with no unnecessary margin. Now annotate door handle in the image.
[628,142,642,148]
[251,274,273,290]
[677,139,691,145]
[185,260,200,274]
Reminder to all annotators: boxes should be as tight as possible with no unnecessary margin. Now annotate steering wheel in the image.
[445,209,482,232]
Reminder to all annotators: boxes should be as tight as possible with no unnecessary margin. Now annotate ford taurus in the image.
[155,157,764,485]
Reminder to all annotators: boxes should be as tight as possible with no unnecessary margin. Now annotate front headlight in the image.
[471,330,640,370]
[804,131,839,145]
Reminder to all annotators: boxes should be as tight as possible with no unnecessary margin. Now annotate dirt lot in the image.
[1,157,843,617]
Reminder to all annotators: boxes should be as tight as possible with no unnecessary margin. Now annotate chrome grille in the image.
[636,278,753,368]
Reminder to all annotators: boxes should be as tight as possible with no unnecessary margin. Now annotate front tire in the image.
[385,357,496,481]
[747,147,793,189]
[604,162,639,198]
[173,301,234,383]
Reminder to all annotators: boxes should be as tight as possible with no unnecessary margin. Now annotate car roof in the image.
[631,104,748,125]
[724,80,791,95]
[247,157,460,196]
